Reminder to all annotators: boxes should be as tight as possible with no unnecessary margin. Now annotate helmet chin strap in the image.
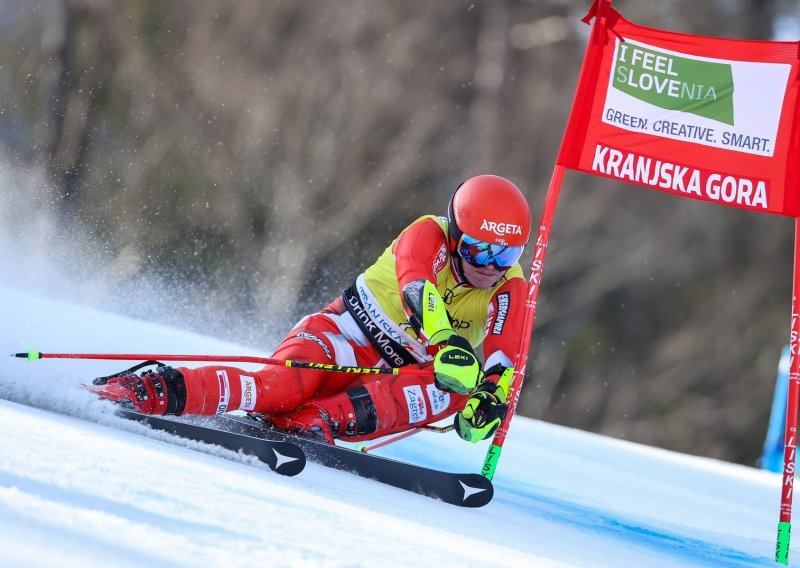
[454,254,470,285]
[448,234,471,286]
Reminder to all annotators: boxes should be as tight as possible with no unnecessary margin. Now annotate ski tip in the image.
[455,474,494,508]
[13,350,41,361]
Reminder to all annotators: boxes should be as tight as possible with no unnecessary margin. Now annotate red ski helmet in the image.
[448,175,530,247]
[447,175,531,270]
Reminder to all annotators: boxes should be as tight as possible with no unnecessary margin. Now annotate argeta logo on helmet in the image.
[481,219,522,236]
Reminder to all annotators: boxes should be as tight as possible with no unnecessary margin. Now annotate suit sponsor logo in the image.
[403,385,428,423]
[215,370,230,415]
[432,244,448,273]
[492,292,510,335]
[295,332,333,361]
[443,287,455,304]
[240,375,257,411]
[347,293,408,367]
[425,384,450,415]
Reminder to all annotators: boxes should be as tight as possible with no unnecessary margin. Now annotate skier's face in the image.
[462,261,504,289]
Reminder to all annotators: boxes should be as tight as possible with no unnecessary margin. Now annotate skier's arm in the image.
[454,277,526,442]
[481,276,527,379]
[393,217,452,343]
[393,218,482,394]
[405,277,483,394]
[454,367,512,443]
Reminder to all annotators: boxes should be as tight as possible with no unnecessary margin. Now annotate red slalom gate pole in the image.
[776,218,800,564]
[480,165,565,480]
[12,351,433,377]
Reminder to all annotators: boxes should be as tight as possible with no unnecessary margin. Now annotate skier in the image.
[90,175,531,445]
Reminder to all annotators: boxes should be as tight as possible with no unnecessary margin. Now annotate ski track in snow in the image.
[0,285,785,567]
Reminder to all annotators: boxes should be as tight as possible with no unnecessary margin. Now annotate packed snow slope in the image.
[0,285,786,567]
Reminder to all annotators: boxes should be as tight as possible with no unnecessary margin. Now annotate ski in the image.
[118,410,493,507]
[116,409,306,476]
[217,414,494,508]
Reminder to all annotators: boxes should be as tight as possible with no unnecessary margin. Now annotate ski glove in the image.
[454,367,513,443]
[433,334,483,394]
[89,365,187,415]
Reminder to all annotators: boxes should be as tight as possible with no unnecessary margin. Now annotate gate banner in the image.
[558,0,800,216]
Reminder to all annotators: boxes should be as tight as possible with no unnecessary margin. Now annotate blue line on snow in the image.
[497,483,772,567]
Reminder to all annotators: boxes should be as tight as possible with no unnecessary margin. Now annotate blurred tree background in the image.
[0,0,798,465]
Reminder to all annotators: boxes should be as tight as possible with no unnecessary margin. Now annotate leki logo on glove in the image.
[443,352,471,363]
[481,219,523,236]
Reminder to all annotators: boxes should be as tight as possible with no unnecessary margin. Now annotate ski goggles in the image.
[457,234,524,270]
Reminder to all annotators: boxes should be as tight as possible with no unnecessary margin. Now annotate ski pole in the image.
[12,350,433,377]
[355,424,453,453]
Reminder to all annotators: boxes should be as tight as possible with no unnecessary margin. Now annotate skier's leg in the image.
[89,318,338,416]
[270,365,469,443]
[89,298,384,416]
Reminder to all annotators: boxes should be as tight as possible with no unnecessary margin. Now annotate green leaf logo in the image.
[613,44,734,126]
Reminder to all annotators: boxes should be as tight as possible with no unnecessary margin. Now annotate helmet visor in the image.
[458,234,524,270]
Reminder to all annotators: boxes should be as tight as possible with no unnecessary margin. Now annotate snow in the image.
[0,284,785,567]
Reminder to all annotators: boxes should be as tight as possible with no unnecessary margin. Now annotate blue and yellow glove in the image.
[454,367,513,443]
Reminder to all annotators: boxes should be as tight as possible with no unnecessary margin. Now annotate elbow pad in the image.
[402,279,454,345]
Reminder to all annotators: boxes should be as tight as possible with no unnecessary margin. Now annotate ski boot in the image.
[88,361,187,415]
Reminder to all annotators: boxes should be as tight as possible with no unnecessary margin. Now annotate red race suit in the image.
[172,215,527,442]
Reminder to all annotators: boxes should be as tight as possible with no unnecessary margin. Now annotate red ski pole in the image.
[355,424,454,453]
[12,350,433,377]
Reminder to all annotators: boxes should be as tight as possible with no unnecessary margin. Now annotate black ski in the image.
[116,409,306,476]
[118,411,493,507]
[301,438,494,507]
